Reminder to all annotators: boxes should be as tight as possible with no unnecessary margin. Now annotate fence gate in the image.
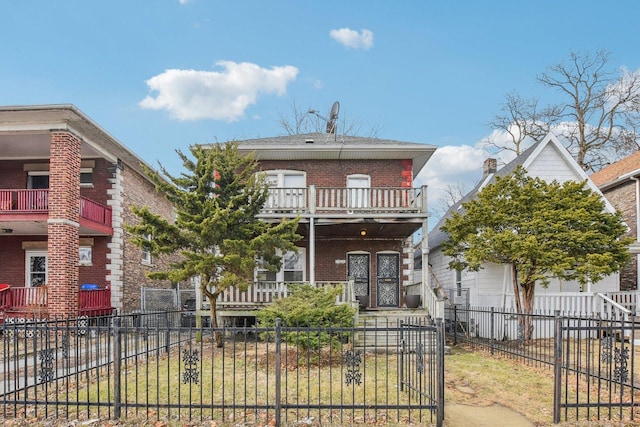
[555,315,640,424]
[1,314,445,427]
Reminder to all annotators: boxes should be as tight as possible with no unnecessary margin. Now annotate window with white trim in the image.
[80,168,94,187]
[347,174,370,210]
[255,249,305,283]
[263,170,306,210]
[141,234,152,265]
[79,246,92,265]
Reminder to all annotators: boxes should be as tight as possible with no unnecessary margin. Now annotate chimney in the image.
[483,158,497,178]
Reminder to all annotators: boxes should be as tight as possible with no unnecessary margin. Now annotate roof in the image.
[216,132,437,176]
[0,104,154,178]
[428,132,613,249]
[590,150,640,190]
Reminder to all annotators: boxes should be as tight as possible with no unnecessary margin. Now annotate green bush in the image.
[256,284,357,350]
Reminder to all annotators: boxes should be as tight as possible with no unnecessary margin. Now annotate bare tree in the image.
[538,50,640,171]
[431,182,469,219]
[484,92,557,156]
[278,100,384,137]
[489,50,640,171]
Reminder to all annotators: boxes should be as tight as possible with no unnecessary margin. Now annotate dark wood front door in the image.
[348,253,370,298]
[376,253,399,307]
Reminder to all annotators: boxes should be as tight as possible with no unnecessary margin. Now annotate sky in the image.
[2,0,640,223]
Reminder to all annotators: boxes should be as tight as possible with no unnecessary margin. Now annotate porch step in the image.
[354,309,433,352]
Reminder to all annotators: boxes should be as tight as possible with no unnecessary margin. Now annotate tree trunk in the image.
[201,280,224,348]
[520,282,536,342]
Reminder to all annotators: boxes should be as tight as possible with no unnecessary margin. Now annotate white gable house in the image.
[428,133,622,314]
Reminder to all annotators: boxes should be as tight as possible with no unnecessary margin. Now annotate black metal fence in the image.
[1,312,445,426]
[446,306,640,424]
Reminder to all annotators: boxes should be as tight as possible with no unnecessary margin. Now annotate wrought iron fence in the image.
[446,306,640,424]
[1,312,444,426]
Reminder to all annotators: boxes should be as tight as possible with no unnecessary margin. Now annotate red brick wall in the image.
[0,236,47,286]
[80,158,112,205]
[602,181,638,290]
[0,161,28,188]
[47,131,81,316]
[120,166,179,312]
[78,236,109,287]
[258,159,410,187]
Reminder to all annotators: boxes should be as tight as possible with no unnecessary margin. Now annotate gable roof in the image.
[590,150,640,190]
[429,132,614,249]
[222,132,437,176]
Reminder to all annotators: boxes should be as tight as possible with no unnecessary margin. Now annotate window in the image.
[347,174,370,210]
[256,249,305,283]
[264,170,306,211]
[141,234,152,265]
[28,171,50,189]
[25,251,47,287]
[79,247,92,265]
[455,269,462,297]
[80,168,93,187]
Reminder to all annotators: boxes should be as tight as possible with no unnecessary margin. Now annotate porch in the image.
[0,189,112,233]
[258,186,427,217]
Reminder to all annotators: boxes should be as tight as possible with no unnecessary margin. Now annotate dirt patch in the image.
[445,403,535,427]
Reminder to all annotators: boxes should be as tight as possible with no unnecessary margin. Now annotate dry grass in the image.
[3,336,640,426]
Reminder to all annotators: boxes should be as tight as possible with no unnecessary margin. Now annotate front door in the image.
[376,253,399,307]
[348,253,370,299]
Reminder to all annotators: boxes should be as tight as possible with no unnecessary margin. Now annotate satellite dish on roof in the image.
[326,101,340,134]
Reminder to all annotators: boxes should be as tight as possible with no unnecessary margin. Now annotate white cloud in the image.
[415,143,488,223]
[329,28,374,50]
[139,61,299,121]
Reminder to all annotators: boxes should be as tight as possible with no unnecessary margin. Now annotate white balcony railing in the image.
[261,186,426,215]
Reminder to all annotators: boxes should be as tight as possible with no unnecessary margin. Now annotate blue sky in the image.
[2,0,640,219]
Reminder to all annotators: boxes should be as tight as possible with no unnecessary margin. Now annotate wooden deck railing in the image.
[0,189,112,227]
[261,186,426,215]
[216,281,354,309]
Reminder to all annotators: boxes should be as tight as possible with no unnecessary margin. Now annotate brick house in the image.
[0,104,177,319]
[212,132,436,318]
[591,151,640,290]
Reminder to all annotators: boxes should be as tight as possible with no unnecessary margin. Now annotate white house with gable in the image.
[427,133,623,316]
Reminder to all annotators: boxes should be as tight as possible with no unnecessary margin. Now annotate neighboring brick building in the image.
[219,133,437,312]
[591,151,640,291]
[0,104,177,317]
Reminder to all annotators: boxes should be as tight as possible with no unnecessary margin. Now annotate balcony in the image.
[0,189,112,230]
[261,186,427,216]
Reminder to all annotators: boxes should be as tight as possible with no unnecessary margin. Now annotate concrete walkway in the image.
[444,403,535,427]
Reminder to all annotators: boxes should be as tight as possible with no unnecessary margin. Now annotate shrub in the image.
[256,284,356,351]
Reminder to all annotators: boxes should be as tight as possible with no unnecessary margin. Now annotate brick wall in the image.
[258,159,410,187]
[602,181,638,290]
[120,166,179,312]
[47,131,81,316]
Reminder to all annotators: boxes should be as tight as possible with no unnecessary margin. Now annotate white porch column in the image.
[309,217,315,285]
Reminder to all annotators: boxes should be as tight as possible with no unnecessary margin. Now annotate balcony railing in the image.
[0,189,112,228]
[262,186,426,215]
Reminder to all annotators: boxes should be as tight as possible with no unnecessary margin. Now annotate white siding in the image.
[526,143,582,183]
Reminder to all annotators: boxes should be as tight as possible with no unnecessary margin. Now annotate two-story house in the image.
[211,132,436,320]
[591,150,640,291]
[0,104,177,322]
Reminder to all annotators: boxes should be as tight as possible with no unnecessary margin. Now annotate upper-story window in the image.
[347,174,370,210]
[263,170,306,211]
[80,168,94,187]
[141,234,152,265]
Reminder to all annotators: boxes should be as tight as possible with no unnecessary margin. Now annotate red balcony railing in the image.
[0,189,112,228]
